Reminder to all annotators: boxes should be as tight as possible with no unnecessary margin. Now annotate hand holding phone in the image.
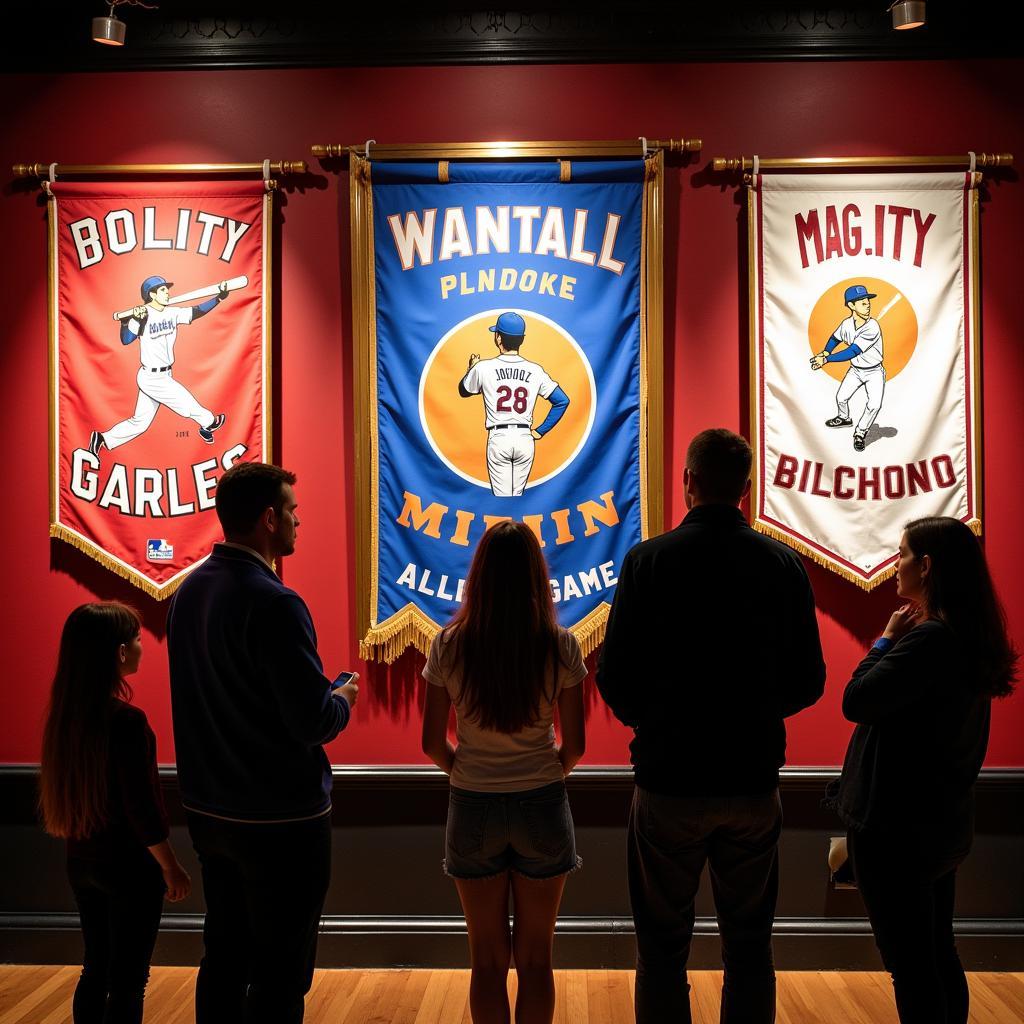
[332,671,360,709]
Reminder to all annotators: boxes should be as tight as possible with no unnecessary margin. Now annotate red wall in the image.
[2,60,1022,767]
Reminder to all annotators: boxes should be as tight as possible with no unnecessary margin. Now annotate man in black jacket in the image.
[168,462,359,1024]
[597,428,825,1024]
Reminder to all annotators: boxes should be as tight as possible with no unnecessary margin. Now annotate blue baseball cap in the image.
[844,284,876,303]
[141,275,173,301]
[489,311,526,336]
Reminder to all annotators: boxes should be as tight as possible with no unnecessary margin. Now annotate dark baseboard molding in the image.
[3,765,1022,969]
[6,911,1022,936]
[3,913,1022,970]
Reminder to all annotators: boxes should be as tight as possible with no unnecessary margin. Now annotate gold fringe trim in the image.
[751,520,896,592]
[49,523,184,600]
[753,516,983,591]
[360,604,441,664]
[360,600,617,663]
[570,603,611,659]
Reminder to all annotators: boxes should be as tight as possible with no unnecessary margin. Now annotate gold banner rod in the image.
[713,153,1013,173]
[12,161,308,180]
[312,139,701,161]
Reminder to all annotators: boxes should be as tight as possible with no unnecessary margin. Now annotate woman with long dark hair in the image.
[830,517,1017,1024]
[422,521,586,1024]
[40,602,190,1024]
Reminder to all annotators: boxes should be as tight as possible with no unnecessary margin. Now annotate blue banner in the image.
[363,158,651,660]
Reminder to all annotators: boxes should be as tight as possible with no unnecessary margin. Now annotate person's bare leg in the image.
[510,873,567,1024]
[455,874,513,1024]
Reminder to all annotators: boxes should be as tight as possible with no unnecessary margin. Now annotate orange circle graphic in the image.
[420,311,595,489]
[807,278,918,383]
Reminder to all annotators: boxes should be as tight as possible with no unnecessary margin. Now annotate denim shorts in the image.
[444,780,582,880]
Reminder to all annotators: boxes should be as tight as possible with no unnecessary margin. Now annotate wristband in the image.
[871,636,894,653]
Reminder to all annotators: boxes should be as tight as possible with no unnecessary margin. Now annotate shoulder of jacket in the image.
[110,700,150,734]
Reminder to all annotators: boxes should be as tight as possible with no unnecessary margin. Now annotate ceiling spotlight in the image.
[889,1,926,30]
[92,1,158,47]
[92,5,126,46]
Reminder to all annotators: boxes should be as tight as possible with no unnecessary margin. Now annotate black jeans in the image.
[628,786,782,1024]
[68,855,165,1024]
[848,829,969,1024]
[187,810,332,1024]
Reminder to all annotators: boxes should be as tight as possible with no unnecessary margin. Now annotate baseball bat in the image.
[875,291,903,321]
[111,275,249,320]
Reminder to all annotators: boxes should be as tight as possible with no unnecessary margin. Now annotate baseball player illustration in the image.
[88,275,235,457]
[458,312,570,497]
[810,284,886,453]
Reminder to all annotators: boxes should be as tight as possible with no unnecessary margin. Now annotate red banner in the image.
[48,180,270,597]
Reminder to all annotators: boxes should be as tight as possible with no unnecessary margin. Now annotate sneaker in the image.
[853,433,866,452]
[88,430,104,457]
[825,416,853,428]
[198,413,225,444]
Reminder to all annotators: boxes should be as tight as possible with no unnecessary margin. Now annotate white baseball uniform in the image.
[832,315,885,437]
[463,353,558,496]
[102,304,216,450]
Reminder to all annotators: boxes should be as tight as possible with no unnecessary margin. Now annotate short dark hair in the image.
[498,333,525,352]
[686,428,752,503]
[215,462,296,537]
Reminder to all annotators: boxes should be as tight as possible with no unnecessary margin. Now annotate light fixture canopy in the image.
[91,13,127,46]
[889,0,926,30]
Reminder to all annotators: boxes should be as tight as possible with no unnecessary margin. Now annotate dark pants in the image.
[68,856,165,1024]
[848,829,969,1024]
[628,786,782,1024]
[187,810,332,1024]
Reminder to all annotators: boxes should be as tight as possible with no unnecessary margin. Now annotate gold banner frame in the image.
[348,142,668,660]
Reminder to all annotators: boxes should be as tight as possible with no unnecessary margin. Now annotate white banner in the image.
[751,172,981,588]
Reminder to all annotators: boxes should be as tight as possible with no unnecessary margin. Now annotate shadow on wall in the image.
[362,646,614,726]
[807,557,896,647]
[50,539,171,641]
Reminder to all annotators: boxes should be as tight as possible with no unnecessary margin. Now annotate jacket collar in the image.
[680,504,747,528]
[212,542,277,575]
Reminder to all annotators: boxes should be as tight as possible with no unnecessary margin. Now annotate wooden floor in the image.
[1,966,1023,1023]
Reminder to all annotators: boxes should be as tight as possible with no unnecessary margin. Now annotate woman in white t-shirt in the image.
[422,520,586,1024]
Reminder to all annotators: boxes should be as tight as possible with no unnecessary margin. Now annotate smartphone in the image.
[331,670,359,690]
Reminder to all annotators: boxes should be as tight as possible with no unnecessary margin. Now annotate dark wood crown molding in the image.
[4,3,1021,74]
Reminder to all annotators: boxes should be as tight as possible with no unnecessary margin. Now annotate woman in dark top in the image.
[831,517,1017,1024]
[39,602,191,1024]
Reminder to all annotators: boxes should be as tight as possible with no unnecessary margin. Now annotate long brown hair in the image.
[447,521,563,733]
[905,517,1017,699]
[39,603,140,838]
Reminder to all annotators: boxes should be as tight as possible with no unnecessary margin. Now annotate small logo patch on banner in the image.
[146,539,174,561]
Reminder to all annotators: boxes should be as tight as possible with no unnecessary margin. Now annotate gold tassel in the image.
[966,518,982,537]
[49,524,185,600]
[751,520,896,592]
[570,603,611,659]
[360,604,440,664]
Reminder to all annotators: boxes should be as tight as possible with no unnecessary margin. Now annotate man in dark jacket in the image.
[597,428,825,1024]
[168,461,359,1024]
